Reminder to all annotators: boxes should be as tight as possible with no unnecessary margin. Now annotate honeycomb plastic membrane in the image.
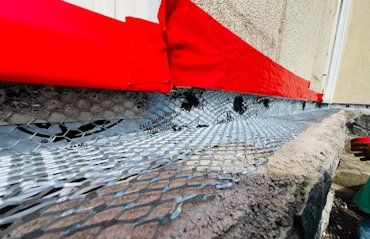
[0,84,339,238]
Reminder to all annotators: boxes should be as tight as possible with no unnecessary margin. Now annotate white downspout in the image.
[323,0,352,103]
[63,0,162,23]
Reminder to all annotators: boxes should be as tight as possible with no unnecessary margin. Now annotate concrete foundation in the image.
[156,110,348,238]
[2,101,368,238]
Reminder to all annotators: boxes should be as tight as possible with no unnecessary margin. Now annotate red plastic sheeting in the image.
[0,0,323,101]
[0,0,171,93]
[159,0,323,101]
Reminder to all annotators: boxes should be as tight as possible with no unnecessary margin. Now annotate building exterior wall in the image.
[333,0,370,105]
[192,0,341,93]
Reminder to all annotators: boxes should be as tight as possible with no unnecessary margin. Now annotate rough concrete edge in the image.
[263,110,347,238]
[314,109,370,238]
[315,188,335,239]
[156,110,348,239]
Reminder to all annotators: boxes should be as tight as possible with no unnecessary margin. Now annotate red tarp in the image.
[0,0,323,101]
[0,0,171,92]
[159,0,323,101]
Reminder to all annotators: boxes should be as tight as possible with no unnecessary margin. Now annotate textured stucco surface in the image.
[333,0,370,105]
[192,0,341,93]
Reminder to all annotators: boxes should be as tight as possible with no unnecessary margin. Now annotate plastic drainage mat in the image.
[0,82,148,126]
[0,88,331,238]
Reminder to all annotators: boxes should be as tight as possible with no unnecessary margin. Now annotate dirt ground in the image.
[323,111,370,239]
[323,197,364,239]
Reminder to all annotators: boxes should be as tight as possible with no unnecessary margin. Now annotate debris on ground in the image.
[323,196,364,239]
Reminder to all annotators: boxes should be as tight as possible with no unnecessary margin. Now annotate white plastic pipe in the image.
[323,0,352,103]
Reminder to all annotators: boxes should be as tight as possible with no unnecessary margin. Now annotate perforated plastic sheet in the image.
[0,85,147,126]
[0,86,331,238]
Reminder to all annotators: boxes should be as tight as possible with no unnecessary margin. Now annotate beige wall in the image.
[333,0,370,105]
[193,0,341,93]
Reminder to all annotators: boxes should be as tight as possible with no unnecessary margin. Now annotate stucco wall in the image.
[333,0,370,105]
[192,0,341,93]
